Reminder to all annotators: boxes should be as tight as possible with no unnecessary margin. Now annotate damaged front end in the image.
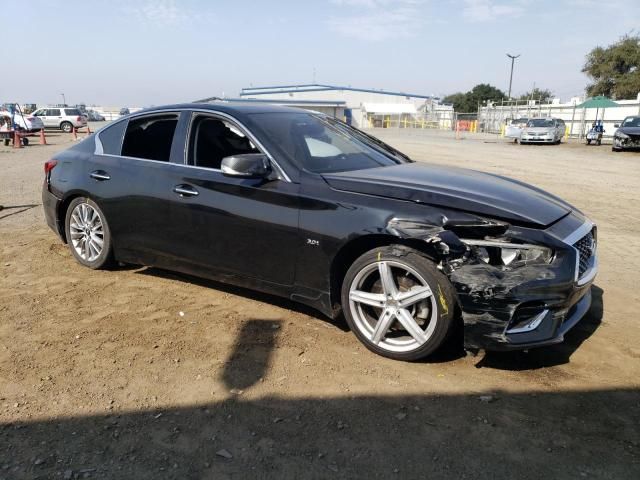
[386,213,597,351]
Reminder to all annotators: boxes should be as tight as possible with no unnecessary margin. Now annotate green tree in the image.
[518,88,554,103]
[582,34,640,99]
[443,84,506,112]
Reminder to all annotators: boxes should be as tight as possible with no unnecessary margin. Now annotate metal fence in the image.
[363,110,456,130]
[477,98,640,139]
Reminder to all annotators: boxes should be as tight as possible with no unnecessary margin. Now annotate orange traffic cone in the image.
[72,126,77,141]
[13,131,22,149]
[39,128,47,145]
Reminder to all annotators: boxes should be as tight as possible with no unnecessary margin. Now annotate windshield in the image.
[622,116,640,127]
[248,112,404,173]
[511,118,528,125]
[527,119,554,128]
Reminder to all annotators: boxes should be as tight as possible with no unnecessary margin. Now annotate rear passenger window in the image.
[188,115,259,169]
[98,120,127,155]
[121,114,178,162]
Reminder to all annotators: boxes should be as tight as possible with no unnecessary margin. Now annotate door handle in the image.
[90,170,111,181]
[173,185,199,197]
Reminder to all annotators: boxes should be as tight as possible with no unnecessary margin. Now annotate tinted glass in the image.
[99,120,127,155]
[48,109,61,116]
[527,119,554,128]
[188,116,260,169]
[64,108,81,116]
[622,117,640,127]
[249,113,399,173]
[121,114,178,162]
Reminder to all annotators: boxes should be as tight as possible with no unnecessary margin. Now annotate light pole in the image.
[506,53,520,99]
[60,93,66,106]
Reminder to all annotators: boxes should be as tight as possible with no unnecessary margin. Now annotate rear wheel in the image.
[586,139,592,145]
[61,121,73,133]
[341,245,456,361]
[64,197,113,269]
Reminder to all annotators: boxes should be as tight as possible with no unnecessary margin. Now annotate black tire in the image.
[596,139,601,146]
[64,197,114,269]
[22,137,29,146]
[61,121,73,133]
[586,139,591,145]
[3,138,9,146]
[612,147,621,152]
[341,245,456,361]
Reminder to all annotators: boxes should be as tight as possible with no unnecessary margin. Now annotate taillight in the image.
[77,116,83,121]
[44,159,58,174]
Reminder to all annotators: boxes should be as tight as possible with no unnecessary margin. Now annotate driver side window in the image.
[188,115,260,170]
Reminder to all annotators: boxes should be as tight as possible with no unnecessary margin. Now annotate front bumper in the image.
[613,135,640,150]
[450,213,598,351]
[520,136,556,143]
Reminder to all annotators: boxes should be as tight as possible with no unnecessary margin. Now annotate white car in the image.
[504,117,528,143]
[0,110,44,132]
[32,107,88,132]
[520,118,566,144]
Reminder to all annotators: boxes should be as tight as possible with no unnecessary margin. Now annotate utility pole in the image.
[60,93,66,106]
[506,54,520,99]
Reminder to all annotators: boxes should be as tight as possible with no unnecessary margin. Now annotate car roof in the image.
[133,102,304,117]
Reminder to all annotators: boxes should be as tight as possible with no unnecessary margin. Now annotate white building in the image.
[230,83,449,129]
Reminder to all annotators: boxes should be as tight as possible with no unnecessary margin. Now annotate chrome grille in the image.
[573,228,596,277]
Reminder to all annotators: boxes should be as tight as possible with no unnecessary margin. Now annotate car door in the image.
[163,111,300,286]
[46,108,62,128]
[85,111,189,265]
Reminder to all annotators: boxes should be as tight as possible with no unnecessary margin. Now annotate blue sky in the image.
[4,0,639,106]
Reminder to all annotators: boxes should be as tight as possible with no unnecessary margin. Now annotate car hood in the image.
[617,126,640,135]
[322,162,572,228]
[524,127,553,133]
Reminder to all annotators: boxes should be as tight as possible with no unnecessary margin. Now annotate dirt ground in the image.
[1,125,639,479]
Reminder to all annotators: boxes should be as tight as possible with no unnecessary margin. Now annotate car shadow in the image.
[135,266,349,332]
[1,312,636,479]
[476,285,604,370]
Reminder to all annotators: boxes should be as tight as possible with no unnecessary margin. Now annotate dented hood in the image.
[323,163,572,227]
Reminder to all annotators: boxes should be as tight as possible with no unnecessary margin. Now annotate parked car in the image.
[42,103,597,361]
[520,118,566,144]
[504,117,528,143]
[86,110,106,121]
[612,115,640,152]
[32,107,88,132]
[0,109,44,132]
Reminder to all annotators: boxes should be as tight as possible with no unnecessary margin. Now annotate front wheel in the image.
[64,197,113,269]
[341,245,456,361]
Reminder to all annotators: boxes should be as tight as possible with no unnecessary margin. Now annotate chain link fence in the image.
[477,97,640,139]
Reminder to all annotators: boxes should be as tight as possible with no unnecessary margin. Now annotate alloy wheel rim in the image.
[69,203,104,262]
[348,260,438,353]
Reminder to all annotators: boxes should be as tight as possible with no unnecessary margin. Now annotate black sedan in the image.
[42,103,598,361]
[612,115,640,151]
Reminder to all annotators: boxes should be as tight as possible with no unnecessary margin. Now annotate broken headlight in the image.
[462,239,553,267]
[615,131,630,140]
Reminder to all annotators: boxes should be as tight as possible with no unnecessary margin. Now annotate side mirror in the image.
[614,124,620,128]
[221,153,272,179]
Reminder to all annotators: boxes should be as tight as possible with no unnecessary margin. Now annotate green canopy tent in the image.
[576,95,620,121]
[574,96,620,139]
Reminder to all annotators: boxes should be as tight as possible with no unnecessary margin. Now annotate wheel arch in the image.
[57,191,96,243]
[329,233,443,316]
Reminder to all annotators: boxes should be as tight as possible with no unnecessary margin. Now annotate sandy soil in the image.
[0,126,639,479]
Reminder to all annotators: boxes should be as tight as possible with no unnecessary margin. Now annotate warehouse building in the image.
[233,83,449,128]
